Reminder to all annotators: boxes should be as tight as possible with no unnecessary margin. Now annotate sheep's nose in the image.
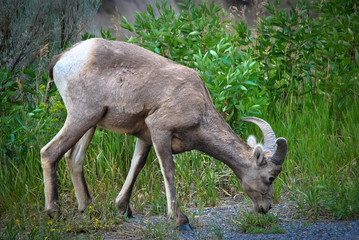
[259,207,265,214]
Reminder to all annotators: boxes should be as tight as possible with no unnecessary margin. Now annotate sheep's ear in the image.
[253,145,264,166]
[247,135,257,148]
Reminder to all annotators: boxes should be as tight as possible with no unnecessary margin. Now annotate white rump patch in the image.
[53,39,96,99]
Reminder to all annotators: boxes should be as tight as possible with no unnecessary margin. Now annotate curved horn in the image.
[270,137,288,165]
[242,117,277,152]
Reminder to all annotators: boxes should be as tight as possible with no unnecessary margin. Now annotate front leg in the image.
[148,129,189,227]
[116,138,151,217]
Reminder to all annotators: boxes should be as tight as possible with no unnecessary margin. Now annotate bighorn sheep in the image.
[41,38,288,229]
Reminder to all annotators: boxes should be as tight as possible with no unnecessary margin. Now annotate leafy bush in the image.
[1,67,47,161]
[253,0,358,119]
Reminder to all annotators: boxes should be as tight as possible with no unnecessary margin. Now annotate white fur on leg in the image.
[42,162,55,210]
[66,128,95,211]
[116,139,149,206]
[156,155,176,219]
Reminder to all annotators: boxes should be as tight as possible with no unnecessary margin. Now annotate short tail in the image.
[48,54,62,79]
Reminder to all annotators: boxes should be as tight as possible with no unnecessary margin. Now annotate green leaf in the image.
[248,109,261,115]
[126,36,140,43]
[244,80,258,86]
[293,26,303,36]
[177,2,186,10]
[348,28,353,36]
[2,81,16,89]
[219,57,231,65]
[189,31,201,36]
[23,68,35,78]
[161,0,167,9]
[209,50,218,58]
[147,4,154,16]
[22,86,36,94]
[120,16,134,32]
[240,85,247,91]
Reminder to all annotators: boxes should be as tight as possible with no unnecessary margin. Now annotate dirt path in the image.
[103,199,359,239]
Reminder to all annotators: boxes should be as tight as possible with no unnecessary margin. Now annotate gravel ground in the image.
[104,199,359,240]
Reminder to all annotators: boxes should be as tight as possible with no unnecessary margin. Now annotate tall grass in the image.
[258,98,359,220]
[1,98,357,238]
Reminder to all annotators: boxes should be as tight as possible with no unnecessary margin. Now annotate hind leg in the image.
[41,108,106,214]
[116,138,151,217]
[65,127,96,212]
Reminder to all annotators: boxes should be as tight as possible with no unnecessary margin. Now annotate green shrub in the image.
[253,0,358,119]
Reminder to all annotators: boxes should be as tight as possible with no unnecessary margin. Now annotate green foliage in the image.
[254,0,359,119]
[0,67,59,162]
[254,0,317,106]
[82,27,117,41]
[0,207,115,239]
[232,211,285,234]
[276,99,359,220]
[141,221,180,240]
[210,224,224,239]
[0,0,358,238]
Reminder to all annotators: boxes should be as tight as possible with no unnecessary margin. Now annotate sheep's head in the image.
[240,117,288,214]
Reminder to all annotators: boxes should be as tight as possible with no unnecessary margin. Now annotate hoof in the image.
[123,214,134,220]
[178,224,193,231]
[121,210,134,221]
[118,204,133,218]
[45,209,59,219]
[123,209,133,219]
